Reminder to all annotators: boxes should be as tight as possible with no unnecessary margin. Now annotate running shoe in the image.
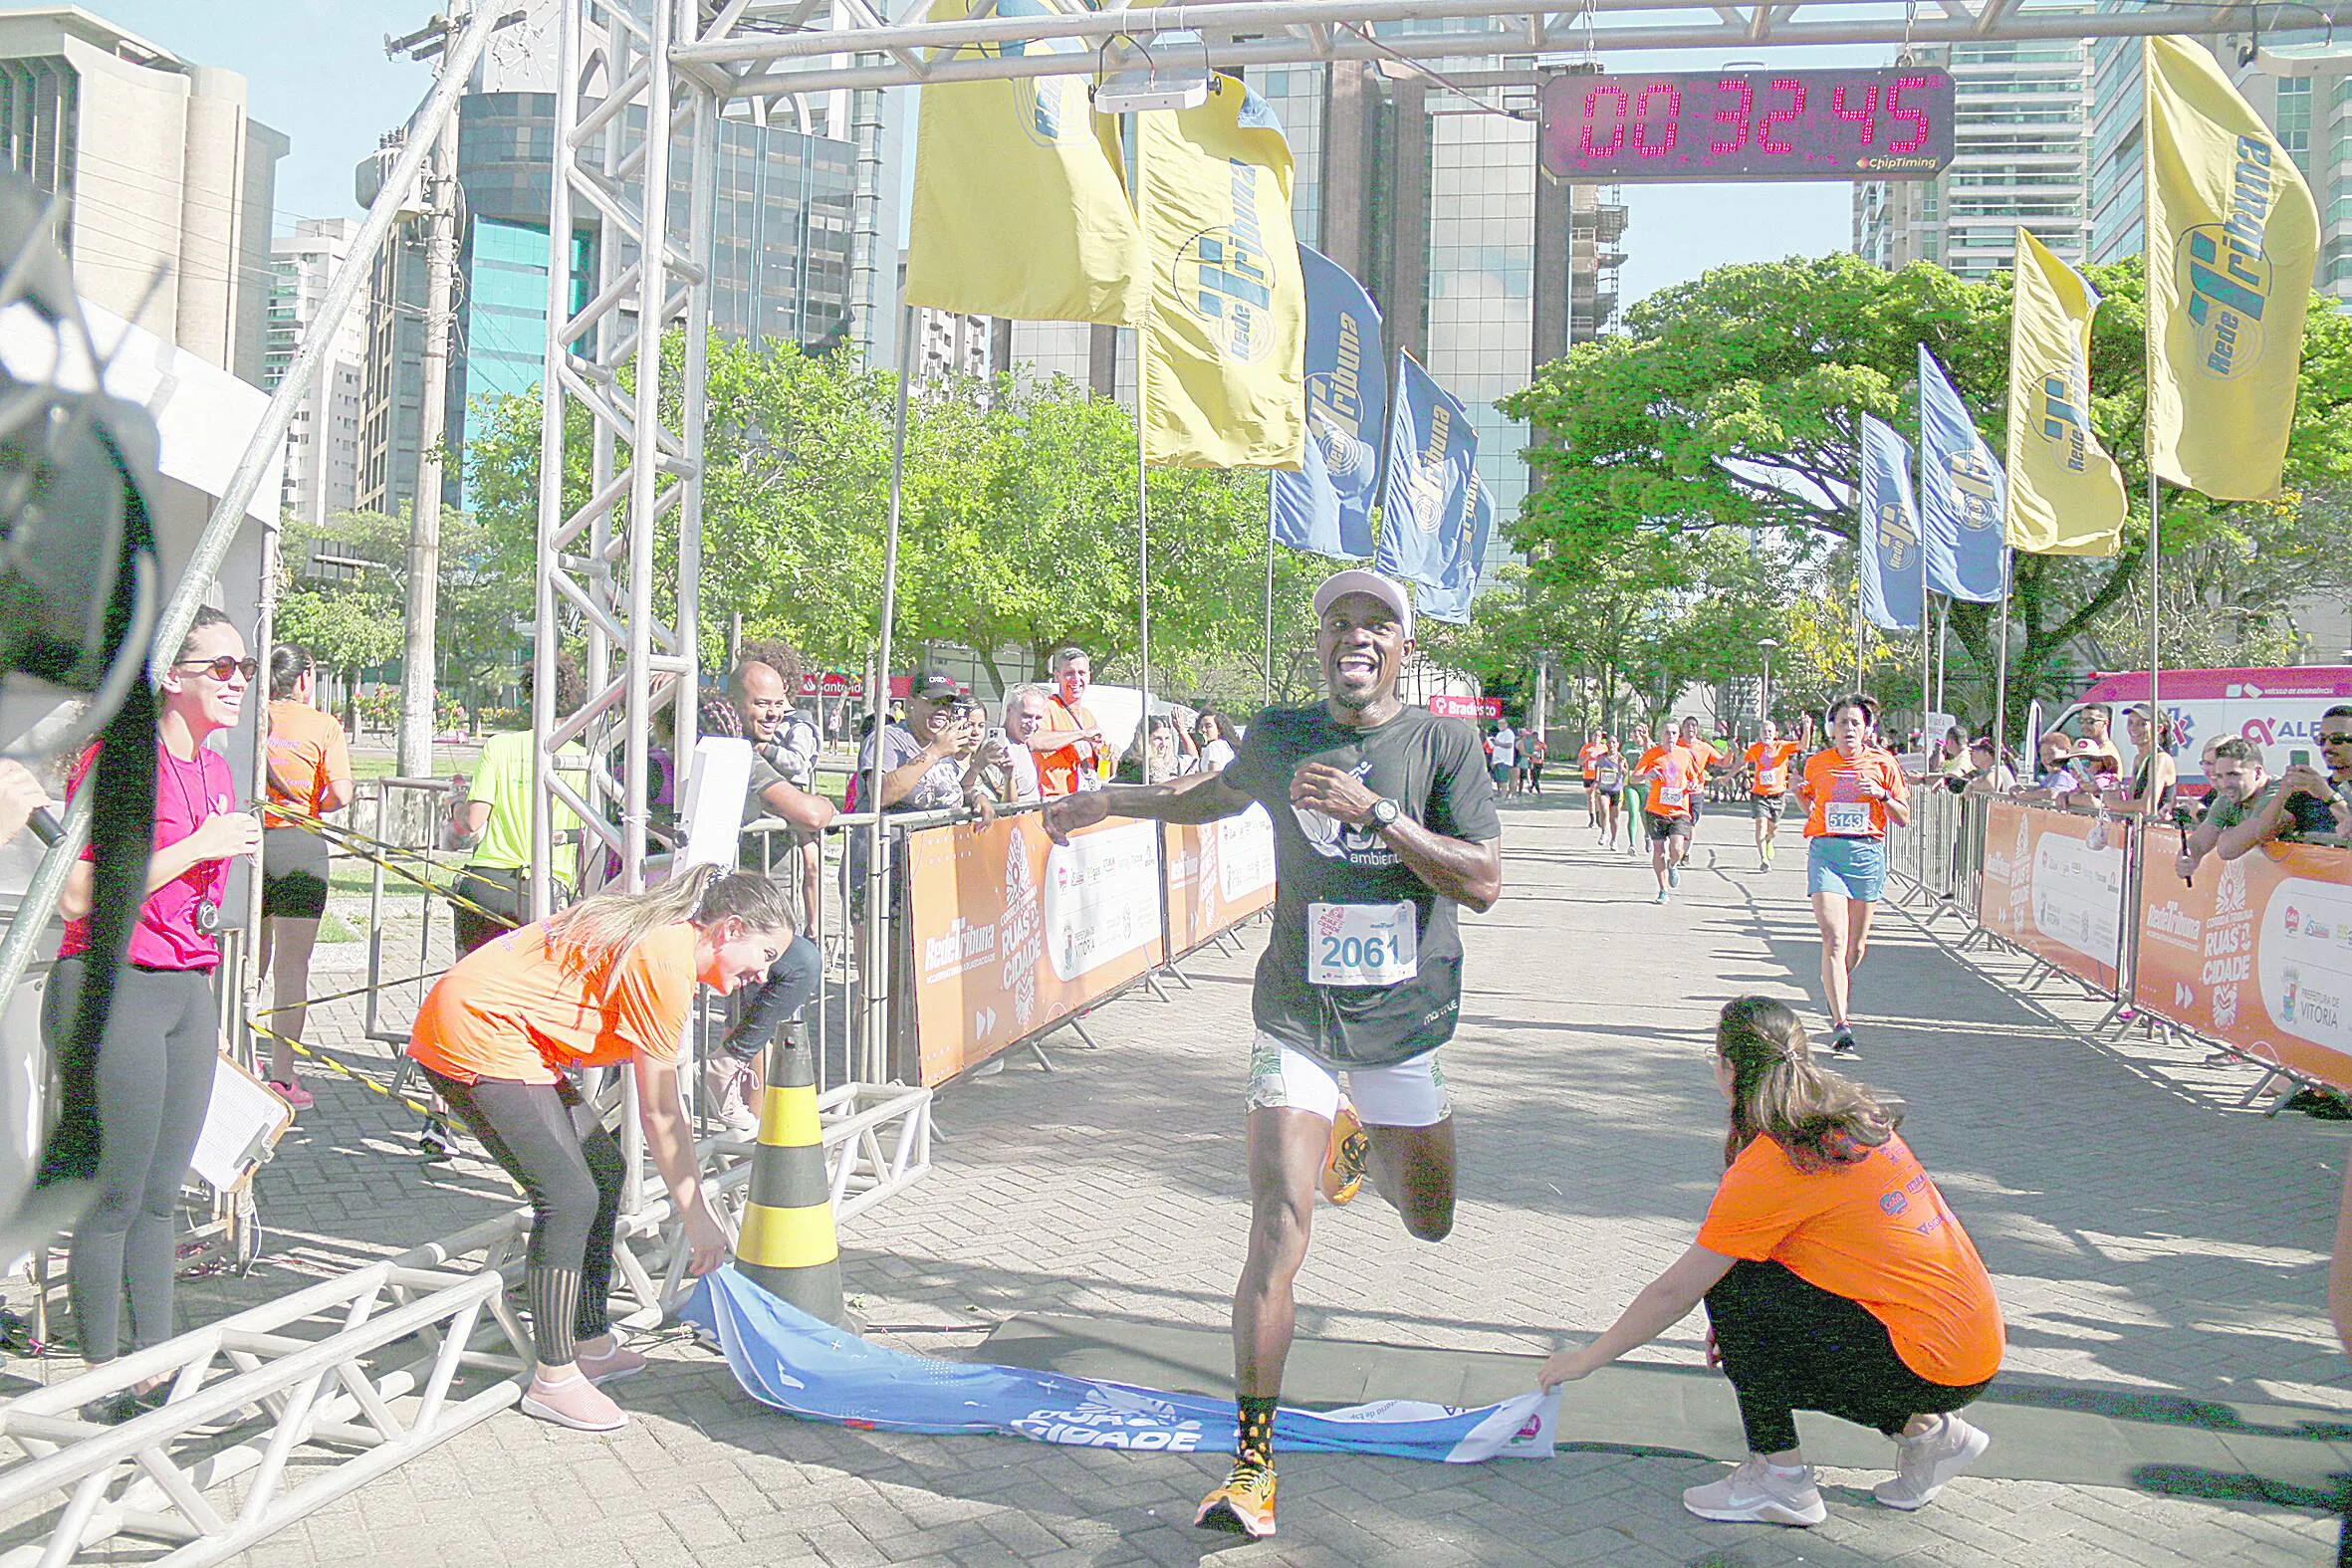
[1829,1026,1859,1058]
[1321,1101,1369,1206]
[1654,889,1670,905]
[1196,1457,1278,1538]
[1682,1457,1826,1526]
[519,1370,627,1432]
[267,1079,315,1110]
[416,1113,455,1160]
[1873,1413,1989,1510]
[577,1339,649,1386]
[1668,864,1681,889]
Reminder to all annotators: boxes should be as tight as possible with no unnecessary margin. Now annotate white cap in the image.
[1311,569,1414,640]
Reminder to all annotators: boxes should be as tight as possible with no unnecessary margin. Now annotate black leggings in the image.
[1706,1259,1991,1455]
[450,865,531,959]
[419,1069,623,1366]
[44,960,218,1362]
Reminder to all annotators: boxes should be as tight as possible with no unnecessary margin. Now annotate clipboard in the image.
[190,1051,295,1195]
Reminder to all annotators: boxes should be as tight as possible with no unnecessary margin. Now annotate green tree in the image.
[1502,252,2352,734]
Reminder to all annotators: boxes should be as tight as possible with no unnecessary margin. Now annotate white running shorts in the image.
[1244,1032,1451,1128]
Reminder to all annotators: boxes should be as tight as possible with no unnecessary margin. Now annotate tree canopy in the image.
[1501,252,2352,732]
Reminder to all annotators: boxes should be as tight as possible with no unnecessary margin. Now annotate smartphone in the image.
[2291,749,2312,768]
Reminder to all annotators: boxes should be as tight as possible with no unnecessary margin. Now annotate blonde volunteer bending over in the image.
[406,865,798,1432]
[1538,997,2003,1528]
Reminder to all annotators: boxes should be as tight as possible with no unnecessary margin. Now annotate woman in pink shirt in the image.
[48,606,263,1422]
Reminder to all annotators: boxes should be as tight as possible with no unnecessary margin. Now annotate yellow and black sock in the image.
[1236,1394,1278,1469]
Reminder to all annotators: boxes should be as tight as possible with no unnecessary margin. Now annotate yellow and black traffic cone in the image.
[733,1037,849,1326]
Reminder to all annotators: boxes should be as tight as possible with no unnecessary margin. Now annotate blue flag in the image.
[1269,246,1385,560]
[1859,413,1924,631]
[1916,346,2009,603]
[685,1268,1559,1462]
[1416,469,1495,625]
[1375,353,1476,589]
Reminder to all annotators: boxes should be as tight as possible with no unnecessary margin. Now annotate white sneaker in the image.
[1873,1413,1989,1510]
[1682,1457,1826,1526]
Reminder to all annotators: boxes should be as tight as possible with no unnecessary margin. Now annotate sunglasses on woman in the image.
[175,656,260,682]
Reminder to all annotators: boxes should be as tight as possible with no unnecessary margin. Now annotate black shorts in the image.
[1751,793,1789,820]
[261,826,332,920]
[1648,811,1690,842]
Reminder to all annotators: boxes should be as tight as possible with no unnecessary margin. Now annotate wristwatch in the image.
[1365,797,1401,831]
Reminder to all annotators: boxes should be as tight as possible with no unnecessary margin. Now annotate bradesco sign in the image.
[2136,827,2352,1092]
[1429,694,1502,721]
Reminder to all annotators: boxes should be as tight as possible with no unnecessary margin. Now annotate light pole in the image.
[1758,637,1780,738]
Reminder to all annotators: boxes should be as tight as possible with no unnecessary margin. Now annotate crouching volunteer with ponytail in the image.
[1536,997,2003,1527]
[406,865,799,1432]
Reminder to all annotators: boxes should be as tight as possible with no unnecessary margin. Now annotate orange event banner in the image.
[1162,806,1278,959]
[2135,827,2352,1092]
[901,812,1168,1087]
[1977,800,2130,995]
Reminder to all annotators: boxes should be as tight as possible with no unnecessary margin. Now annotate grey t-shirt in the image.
[1223,704,1502,1068]
[858,723,966,812]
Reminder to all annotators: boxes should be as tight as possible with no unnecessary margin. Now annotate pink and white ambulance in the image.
[2054,666,2352,789]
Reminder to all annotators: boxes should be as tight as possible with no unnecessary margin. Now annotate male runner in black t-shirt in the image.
[1046,569,1503,1540]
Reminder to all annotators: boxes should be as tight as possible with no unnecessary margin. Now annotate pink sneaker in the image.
[267,1079,315,1110]
[576,1341,648,1385]
[519,1370,626,1432]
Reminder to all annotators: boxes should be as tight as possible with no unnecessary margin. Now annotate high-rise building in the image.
[266,218,366,527]
[1853,40,2093,279]
[995,61,1630,581]
[355,92,859,518]
[0,6,286,382]
[2088,24,2352,304]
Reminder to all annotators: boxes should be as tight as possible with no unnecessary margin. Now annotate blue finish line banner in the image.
[686,1268,1559,1463]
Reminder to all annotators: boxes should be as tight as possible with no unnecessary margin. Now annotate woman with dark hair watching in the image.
[1537,997,2003,1526]
[258,643,353,1106]
[1194,709,1241,772]
[2114,703,2179,818]
[49,605,265,1423]
[406,863,794,1431]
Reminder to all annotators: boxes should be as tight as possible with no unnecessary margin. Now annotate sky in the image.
[91,2,1869,311]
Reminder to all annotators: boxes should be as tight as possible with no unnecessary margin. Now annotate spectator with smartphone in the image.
[2176,738,2267,883]
[726,646,835,932]
[2217,706,2352,859]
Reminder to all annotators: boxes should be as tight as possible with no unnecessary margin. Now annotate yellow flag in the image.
[2003,229,2127,558]
[2145,34,2319,500]
[902,0,1141,325]
[1136,75,1305,468]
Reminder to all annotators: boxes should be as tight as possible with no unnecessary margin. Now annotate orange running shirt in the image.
[1698,1132,2005,1387]
[408,920,695,1086]
[1798,748,1909,839]
[264,701,353,827]
[1746,740,1801,797]
[1636,744,1697,819]
[1577,742,1603,781]
[1035,696,1108,798]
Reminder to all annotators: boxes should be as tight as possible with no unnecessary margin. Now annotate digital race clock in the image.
[1537,68,1957,183]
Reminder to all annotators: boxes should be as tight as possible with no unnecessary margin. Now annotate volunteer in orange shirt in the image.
[1577,732,1605,827]
[259,645,353,1107]
[1032,646,1111,797]
[1538,997,2001,1527]
[406,864,795,1432]
[1795,695,1911,1057]
[1741,718,1801,873]
[1634,730,1698,903]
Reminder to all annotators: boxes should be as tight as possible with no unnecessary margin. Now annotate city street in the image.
[78,788,2343,1566]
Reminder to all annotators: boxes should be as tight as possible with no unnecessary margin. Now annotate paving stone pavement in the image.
[9,789,2350,1564]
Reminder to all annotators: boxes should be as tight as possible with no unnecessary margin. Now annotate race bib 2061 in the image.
[1308,900,1418,988]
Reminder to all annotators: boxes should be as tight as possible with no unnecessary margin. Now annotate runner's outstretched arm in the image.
[1042,770,1252,841]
